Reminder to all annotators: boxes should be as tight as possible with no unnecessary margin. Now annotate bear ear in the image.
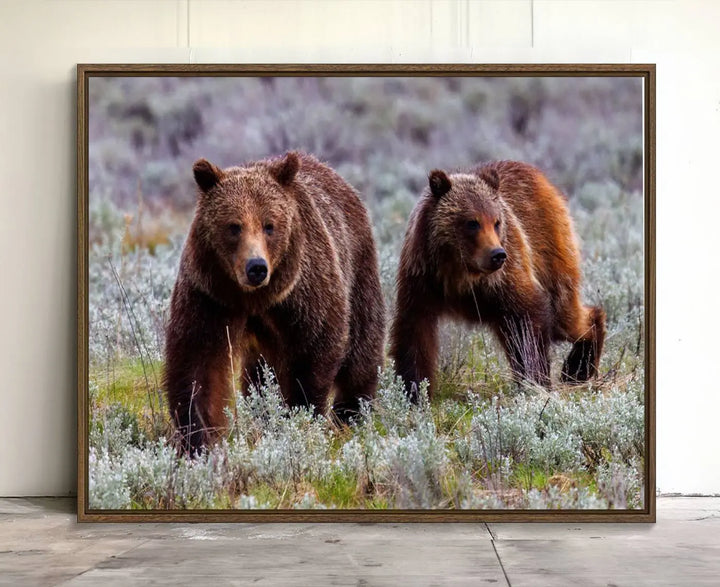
[193,159,223,193]
[428,169,452,199]
[479,168,500,192]
[270,151,300,186]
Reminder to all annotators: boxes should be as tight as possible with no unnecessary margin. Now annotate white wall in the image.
[0,0,718,497]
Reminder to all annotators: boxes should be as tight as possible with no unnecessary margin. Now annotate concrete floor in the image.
[0,498,718,586]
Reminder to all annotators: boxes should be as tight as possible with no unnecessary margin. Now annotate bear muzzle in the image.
[245,258,269,287]
[468,248,507,275]
[489,248,507,271]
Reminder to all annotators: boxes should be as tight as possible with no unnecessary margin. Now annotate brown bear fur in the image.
[390,161,605,398]
[164,152,385,452]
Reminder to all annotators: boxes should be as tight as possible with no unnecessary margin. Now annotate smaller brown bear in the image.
[390,161,605,398]
[164,152,385,453]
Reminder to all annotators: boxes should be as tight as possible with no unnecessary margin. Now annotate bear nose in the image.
[245,258,268,286]
[490,248,507,269]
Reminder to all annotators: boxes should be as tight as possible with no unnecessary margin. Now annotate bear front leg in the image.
[240,350,264,396]
[332,253,386,423]
[164,286,242,454]
[389,296,440,402]
[286,352,339,415]
[496,314,551,387]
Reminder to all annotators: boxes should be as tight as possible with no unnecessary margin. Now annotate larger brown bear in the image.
[164,152,385,452]
[390,161,605,398]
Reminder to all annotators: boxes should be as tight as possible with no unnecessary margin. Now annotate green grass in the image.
[88,346,643,510]
[91,358,164,415]
[511,464,550,492]
[315,470,361,509]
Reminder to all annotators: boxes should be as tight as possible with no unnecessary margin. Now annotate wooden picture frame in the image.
[78,64,655,522]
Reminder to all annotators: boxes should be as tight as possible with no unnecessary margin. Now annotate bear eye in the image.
[466,219,481,231]
[228,223,242,236]
[264,223,274,235]
[494,220,501,231]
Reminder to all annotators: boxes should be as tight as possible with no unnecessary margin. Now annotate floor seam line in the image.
[52,538,152,587]
[491,538,511,587]
[485,521,498,541]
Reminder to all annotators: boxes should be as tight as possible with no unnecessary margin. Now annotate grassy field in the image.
[87,76,645,510]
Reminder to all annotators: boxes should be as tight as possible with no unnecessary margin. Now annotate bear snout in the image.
[245,258,269,286]
[489,248,507,270]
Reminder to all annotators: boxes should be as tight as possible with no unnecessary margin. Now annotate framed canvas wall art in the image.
[77,64,655,522]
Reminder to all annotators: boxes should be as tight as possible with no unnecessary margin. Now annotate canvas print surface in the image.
[86,75,646,511]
